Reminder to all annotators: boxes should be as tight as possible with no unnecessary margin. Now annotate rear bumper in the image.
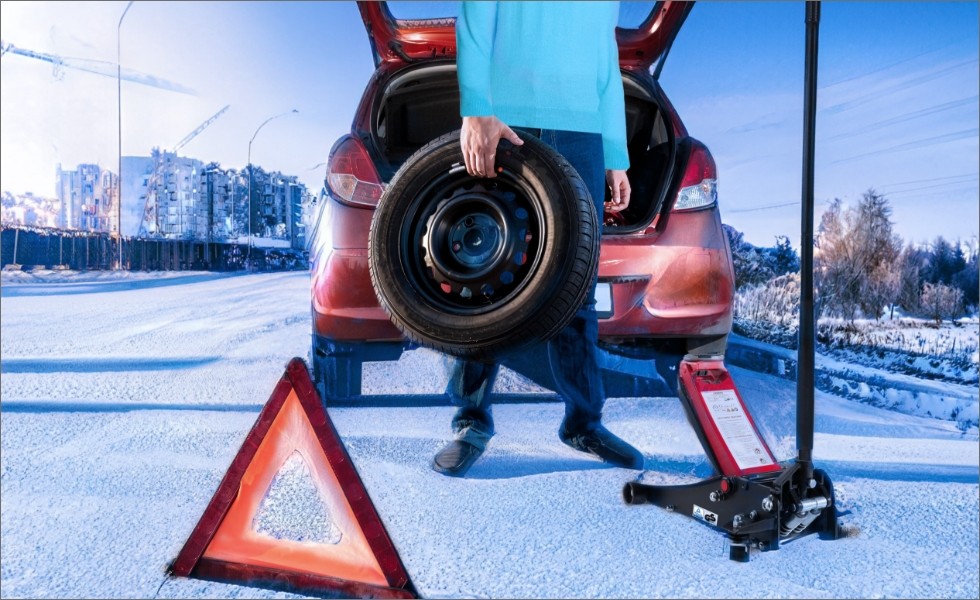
[597,243,733,340]
[311,203,734,343]
[312,251,733,343]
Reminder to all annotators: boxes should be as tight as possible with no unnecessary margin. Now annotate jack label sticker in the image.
[701,389,776,471]
[692,504,718,525]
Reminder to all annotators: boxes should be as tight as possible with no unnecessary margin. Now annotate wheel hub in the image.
[419,181,534,308]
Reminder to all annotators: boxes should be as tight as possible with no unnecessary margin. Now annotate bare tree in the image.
[920,282,964,325]
[815,190,902,321]
[864,261,901,321]
[814,198,856,319]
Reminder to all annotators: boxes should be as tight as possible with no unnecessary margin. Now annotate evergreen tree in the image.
[723,224,775,288]
[952,242,967,275]
[855,191,902,319]
[952,240,979,308]
[924,236,956,285]
[768,235,800,276]
[895,243,923,317]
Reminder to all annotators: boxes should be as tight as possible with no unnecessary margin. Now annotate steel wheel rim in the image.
[398,168,547,316]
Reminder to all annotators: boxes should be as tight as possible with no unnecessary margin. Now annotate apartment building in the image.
[114,150,311,248]
[247,168,307,248]
[55,163,117,231]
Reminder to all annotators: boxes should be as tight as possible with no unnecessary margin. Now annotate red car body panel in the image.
[598,212,735,339]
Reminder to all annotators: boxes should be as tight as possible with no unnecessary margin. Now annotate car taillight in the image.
[672,140,718,212]
[325,135,384,208]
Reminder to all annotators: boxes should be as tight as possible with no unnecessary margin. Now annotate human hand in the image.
[604,169,631,212]
[460,116,523,178]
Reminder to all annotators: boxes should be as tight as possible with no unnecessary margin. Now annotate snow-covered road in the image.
[1,271,977,599]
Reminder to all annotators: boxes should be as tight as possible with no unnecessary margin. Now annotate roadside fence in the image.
[1,225,307,272]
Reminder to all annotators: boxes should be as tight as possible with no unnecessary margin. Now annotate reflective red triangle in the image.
[169,357,417,599]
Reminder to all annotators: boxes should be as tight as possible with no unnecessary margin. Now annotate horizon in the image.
[1,1,977,248]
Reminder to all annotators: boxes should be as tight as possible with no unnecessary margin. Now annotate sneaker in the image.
[431,439,484,477]
[559,425,644,470]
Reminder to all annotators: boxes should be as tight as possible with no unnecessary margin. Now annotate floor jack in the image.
[623,357,842,562]
[623,1,844,562]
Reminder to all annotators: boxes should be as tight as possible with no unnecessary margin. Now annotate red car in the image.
[310,1,735,401]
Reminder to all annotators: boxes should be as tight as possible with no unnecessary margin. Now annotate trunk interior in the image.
[369,64,675,232]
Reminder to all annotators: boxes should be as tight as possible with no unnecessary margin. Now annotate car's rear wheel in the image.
[369,129,599,361]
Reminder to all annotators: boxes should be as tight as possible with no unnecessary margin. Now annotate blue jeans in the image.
[446,128,607,450]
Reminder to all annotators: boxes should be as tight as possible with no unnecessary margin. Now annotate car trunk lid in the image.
[357,1,692,74]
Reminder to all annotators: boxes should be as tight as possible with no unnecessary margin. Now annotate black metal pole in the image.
[797,0,820,481]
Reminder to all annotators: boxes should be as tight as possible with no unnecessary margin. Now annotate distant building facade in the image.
[55,163,117,231]
[118,149,310,249]
[248,167,309,248]
[198,163,242,243]
[141,150,206,239]
[49,152,311,249]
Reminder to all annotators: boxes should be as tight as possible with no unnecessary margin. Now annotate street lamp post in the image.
[117,0,134,271]
[246,109,298,272]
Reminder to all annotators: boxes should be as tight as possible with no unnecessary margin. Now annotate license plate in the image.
[594,282,613,318]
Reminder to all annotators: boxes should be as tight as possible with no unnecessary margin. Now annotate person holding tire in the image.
[432,0,644,477]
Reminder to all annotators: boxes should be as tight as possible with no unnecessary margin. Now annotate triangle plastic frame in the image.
[168,357,417,599]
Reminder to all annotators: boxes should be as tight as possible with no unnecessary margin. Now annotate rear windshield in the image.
[386,1,658,29]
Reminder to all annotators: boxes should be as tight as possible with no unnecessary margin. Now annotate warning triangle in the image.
[168,357,417,599]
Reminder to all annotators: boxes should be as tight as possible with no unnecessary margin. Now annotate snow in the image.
[730,333,979,433]
[816,316,980,386]
[1,271,978,599]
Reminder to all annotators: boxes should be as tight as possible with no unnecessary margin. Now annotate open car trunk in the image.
[365,63,676,233]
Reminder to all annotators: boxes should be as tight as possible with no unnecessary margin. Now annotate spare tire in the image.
[369,129,599,361]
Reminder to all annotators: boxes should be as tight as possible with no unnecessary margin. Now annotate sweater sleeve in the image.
[456,1,497,117]
[597,11,630,170]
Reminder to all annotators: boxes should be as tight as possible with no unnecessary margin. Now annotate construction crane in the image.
[0,40,196,95]
[138,105,231,237]
[173,105,229,153]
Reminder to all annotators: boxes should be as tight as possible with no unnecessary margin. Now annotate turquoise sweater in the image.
[456,1,630,170]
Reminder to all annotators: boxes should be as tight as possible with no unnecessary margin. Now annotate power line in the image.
[880,178,979,197]
[823,95,977,142]
[876,173,979,189]
[819,46,947,89]
[727,201,799,214]
[831,127,979,164]
[821,58,978,116]
[726,180,978,214]
[884,183,979,201]
[723,60,977,142]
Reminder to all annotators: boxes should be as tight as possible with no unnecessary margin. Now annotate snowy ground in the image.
[1,271,978,599]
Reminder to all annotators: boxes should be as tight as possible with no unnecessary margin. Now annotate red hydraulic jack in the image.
[622,1,844,562]
[623,358,842,562]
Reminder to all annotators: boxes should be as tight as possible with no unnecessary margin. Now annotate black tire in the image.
[369,129,599,361]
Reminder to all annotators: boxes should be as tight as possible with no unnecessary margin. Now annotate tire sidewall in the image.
[369,130,598,358]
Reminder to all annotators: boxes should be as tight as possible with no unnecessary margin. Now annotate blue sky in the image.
[1,1,976,247]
